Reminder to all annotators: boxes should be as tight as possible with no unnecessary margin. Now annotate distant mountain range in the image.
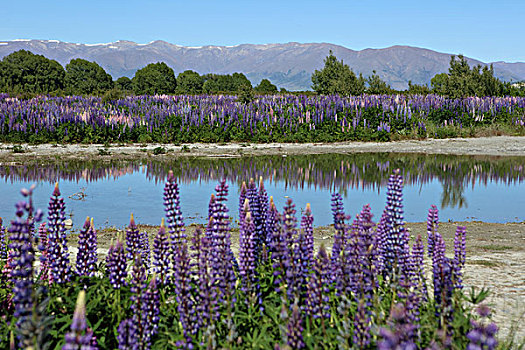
[1,39,524,91]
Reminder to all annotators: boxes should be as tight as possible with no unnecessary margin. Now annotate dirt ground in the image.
[65,220,525,343]
[2,135,525,162]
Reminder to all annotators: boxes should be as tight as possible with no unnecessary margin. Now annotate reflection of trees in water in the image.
[0,154,524,209]
[441,181,467,209]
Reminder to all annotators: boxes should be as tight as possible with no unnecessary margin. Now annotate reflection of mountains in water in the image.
[1,154,524,209]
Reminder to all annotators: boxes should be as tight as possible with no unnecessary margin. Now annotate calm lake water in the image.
[1,153,525,230]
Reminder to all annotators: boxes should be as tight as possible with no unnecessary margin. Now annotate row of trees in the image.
[1,49,523,98]
[311,51,525,97]
[0,50,279,96]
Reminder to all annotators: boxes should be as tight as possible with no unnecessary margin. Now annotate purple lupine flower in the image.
[238,181,248,223]
[432,233,455,329]
[62,290,97,350]
[305,245,330,320]
[286,304,305,349]
[270,208,290,296]
[152,219,170,284]
[282,198,303,302]
[141,276,160,348]
[47,183,71,284]
[76,217,97,277]
[0,217,6,260]
[330,193,346,282]
[140,230,150,269]
[352,204,377,301]
[130,255,149,349]
[467,305,498,350]
[382,169,409,279]
[300,203,314,266]
[207,193,216,223]
[375,210,388,275]
[353,299,371,348]
[106,238,127,289]
[453,226,466,289]
[125,214,141,260]
[377,303,417,350]
[246,178,264,261]
[411,234,427,302]
[117,319,137,350]
[209,180,237,306]
[173,241,197,344]
[9,186,42,347]
[37,222,51,283]
[265,196,280,251]
[190,226,216,338]
[258,177,270,250]
[427,205,439,259]
[164,170,185,247]
[239,202,256,291]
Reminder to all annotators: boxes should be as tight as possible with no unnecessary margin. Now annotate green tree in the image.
[0,50,65,94]
[232,72,252,91]
[176,70,204,94]
[407,80,430,95]
[431,55,504,98]
[254,79,278,94]
[446,55,479,98]
[202,73,251,94]
[366,70,391,95]
[237,83,254,103]
[132,62,176,95]
[65,58,113,95]
[115,76,133,91]
[311,50,365,96]
[431,73,449,95]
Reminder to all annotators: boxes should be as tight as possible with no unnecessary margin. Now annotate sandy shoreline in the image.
[1,135,525,161]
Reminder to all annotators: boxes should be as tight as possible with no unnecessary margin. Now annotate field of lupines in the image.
[1,93,525,143]
[0,170,503,349]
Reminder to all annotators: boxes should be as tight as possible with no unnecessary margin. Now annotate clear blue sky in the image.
[2,0,523,62]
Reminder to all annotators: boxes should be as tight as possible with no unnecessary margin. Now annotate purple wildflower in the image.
[165,170,185,246]
[238,181,248,223]
[300,203,314,267]
[140,230,150,269]
[258,177,270,250]
[353,299,371,348]
[432,233,455,329]
[141,276,160,348]
[125,214,141,260]
[117,319,137,350]
[383,169,409,279]
[453,226,466,289]
[76,217,97,277]
[265,196,280,251]
[467,305,498,350]
[47,183,71,284]
[152,218,171,284]
[330,193,346,282]
[239,202,256,291]
[106,238,127,289]
[286,304,305,349]
[0,217,6,260]
[173,241,197,343]
[37,222,51,283]
[378,303,417,350]
[62,290,97,350]
[305,245,330,320]
[8,186,42,346]
[427,205,439,259]
[190,226,216,338]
